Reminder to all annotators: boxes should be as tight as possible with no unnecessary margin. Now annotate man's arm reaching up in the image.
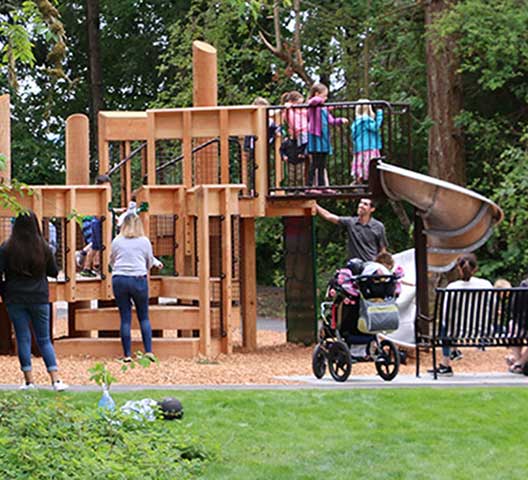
[316,204,340,224]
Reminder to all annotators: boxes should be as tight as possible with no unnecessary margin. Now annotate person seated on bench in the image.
[506,277,528,374]
[428,253,492,377]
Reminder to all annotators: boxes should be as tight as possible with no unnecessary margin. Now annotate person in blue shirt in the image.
[351,100,383,184]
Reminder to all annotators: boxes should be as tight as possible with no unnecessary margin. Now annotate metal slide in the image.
[377,161,504,272]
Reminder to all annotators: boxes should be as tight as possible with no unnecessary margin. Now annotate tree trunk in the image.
[424,0,465,185]
[86,0,104,173]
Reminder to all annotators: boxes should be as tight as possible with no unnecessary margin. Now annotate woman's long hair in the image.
[120,213,145,239]
[4,211,49,276]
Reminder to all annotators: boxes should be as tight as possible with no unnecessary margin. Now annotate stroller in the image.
[312,259,401,382]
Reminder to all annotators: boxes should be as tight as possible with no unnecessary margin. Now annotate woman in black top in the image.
[0,211,68,390]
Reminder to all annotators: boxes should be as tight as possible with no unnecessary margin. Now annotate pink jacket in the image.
[307,96,345,136]
[282,104,308,138]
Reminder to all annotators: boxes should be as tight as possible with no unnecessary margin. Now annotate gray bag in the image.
[357,298,400,334]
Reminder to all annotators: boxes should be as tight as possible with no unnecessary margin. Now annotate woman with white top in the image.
[428,253,492,377]
[110,213,163,361]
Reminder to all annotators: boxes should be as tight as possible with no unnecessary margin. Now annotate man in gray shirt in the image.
[316,198,387,261]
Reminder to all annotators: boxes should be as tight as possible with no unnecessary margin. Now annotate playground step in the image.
[74,305,218,331]
[53,337,200,359]
[151,276,222,302]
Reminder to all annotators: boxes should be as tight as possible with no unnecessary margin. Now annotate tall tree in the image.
[85,0,103,163]
[424,0,465,185]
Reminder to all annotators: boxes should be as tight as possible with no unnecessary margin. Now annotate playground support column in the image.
[192,41,218,185]
[0,95,11,180]
[197,187,211,356]
[414,210,430,337]
[66,114,90,185]
[240,218,257,350]
[192,41,217,107]
[254,107,268,216]
[220,189,233,353]
[284,216,317,344]
[65,117,91,338]
[0,96,12,354]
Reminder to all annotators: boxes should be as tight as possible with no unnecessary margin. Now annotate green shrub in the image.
[0,393,214,480]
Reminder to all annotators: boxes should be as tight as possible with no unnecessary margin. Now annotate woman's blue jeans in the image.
[112,275,152,357]
[7,303,58,372]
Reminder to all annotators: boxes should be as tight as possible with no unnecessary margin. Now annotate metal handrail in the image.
[106,142,147,177]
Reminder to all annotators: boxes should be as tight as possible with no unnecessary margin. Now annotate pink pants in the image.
[352,149,380,181]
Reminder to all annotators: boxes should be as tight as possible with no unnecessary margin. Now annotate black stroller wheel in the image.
[328,341,352,382]
[375,339,400,381]
[312,344,326,379]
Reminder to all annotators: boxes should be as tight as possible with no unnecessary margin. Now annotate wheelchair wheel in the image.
[312,344,326,379]
[328,341,352,382]
[375,339,400,381]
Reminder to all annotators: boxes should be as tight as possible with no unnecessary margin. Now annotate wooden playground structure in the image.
[0,41,422,359]
[0,42,323,359]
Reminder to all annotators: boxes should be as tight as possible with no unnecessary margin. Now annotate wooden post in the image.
[66,114,90,185]
[100,185,113,299]
[414,210,430,337]
[146,112,156,185]
[0,95,12,353]
[65,118,91,338]
[192,41,217,107]
[121,141,132,206]
[197,187,211,355]
[0,94,11,181]
[240,217,257,350]
[192,41,218,185]
[254,107,268,215]
[220,188,233,353]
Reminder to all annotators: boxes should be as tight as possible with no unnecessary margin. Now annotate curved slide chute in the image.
[377,161,504,272]
[376,162,503,346]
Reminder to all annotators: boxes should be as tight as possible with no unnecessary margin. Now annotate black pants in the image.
[308,152,327,186]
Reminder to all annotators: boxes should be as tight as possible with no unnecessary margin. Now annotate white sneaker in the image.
[52,380,69,392]
[75,251,83,268]
[20,383,36,390]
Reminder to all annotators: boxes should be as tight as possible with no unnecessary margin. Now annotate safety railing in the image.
[267,100,411,197]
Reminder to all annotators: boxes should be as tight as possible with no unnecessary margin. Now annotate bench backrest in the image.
[433,288,528,341]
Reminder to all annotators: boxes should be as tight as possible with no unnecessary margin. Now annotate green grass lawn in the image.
[2,388,528,479]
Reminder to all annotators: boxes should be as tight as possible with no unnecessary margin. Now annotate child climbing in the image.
[307,83,348,188]
[351,100,383,184]
[280,90,308,186]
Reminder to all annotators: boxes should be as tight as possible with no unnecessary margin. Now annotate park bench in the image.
[416,287,528,379]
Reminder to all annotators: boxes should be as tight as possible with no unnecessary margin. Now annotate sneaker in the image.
[80,269,97,278]
[52,380,69,392]
[20,383,36,391]
[427,364,454,377]
[120,356,132,363]
[144,352,156,362]
[449,349,464,362]
[75,251,85,268]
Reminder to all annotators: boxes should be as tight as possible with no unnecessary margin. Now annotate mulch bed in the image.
[0,324,521,385]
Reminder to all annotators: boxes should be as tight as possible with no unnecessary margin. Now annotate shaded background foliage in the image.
[0,0,527,284]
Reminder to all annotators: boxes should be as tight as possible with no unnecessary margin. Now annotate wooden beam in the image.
[220,188,233,353]
[240,217,257,350]
[192,41,218,107]
[183,111,193,187]
[197,187,211,355]
[0,94,10,181]
[254,107,268,216]
[220,110,229,183]
[146,111,156,184]
[66,114,90,185]
[65,189,77,302]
